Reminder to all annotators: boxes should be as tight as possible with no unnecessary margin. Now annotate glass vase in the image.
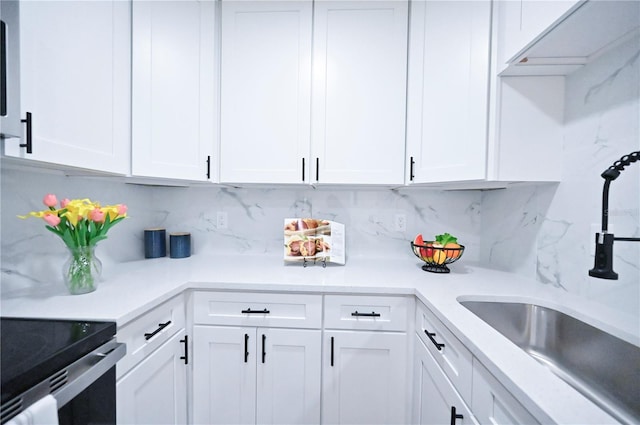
[63,245,102,295]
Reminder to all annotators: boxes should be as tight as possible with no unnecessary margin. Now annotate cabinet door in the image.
[193,326,257,425]
[311,0,407,185]
[471,359,539,425]
[5,0,130,174]
[116,331,187,425]
[256,328,321,424]
[132,0,216,181]
[322,330,408,424]
[406,0,491,184]
[496,0,580,69]
[414,337,477,425]
[219,1,312,184]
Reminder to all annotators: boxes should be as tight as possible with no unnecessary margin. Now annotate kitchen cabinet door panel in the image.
[406,0,491,184]
[193,326,257,425]
[6,1,130,174]
[256,328,321,424]
[116,331,187,425]
[132,0,216,181]
[413,337,477,425]
[322,330,408,424]
[312,0,407,185]
[220,1,312,184]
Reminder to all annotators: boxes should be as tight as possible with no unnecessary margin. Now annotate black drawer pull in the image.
[330,336,334,367]
[244,333,249,363]
[241,308,270,314]
[262,334,266,363]
[351,311,381,317]
[20,112,33,154]
[144,320,172,340]
[450,406,463,425]
[180,335,189,365]
[425,329,445,351]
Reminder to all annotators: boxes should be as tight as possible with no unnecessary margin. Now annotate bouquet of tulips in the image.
[19,194,128,249]
[19,194,128,294]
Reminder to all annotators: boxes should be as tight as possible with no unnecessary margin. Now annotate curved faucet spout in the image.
[589,151,640,280]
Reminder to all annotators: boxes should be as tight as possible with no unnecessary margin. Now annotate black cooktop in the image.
[0,317,116,404]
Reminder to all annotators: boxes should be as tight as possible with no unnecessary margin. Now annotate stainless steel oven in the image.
[1,318,126,425]
[0,0,21,140]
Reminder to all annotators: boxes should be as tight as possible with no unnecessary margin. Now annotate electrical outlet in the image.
[394,213,407,232]
[217,212,228,229]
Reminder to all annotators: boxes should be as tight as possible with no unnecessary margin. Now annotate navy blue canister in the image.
[170,232,191,258]
[144,228,166,258]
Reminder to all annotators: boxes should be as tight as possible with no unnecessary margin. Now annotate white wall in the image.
[482,35,640,315]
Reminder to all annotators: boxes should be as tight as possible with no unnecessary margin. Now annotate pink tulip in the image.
[60,198,71,208]
[90,208,105,223]
[117,204,128,215]
[42,213,61,226]
[43,194,58,208]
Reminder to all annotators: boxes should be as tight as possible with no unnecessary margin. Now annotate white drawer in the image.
[324,295,411,331]
[116,294,186,379]
[193,291,322,329]
[416,301,472,404]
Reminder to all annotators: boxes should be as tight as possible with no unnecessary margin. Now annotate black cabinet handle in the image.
[261,334,266,363]
[425,329,445,351]
[1,21,6,117]
[180,335,189,365]
[330,336,334,367]
[351,311,381,317]
[450,406,463,425]
[144,320,172,340]
[315,157,319,182]
[241,308,270,314]
[20,112,32,154]
[206,155,211,179]
[244,333,249,363]
[302,157,305,182]
[410,156,415,181]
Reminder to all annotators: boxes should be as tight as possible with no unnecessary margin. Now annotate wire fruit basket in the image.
[411,241,464,273]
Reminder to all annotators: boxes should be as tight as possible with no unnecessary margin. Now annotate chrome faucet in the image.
[589,151,640,279]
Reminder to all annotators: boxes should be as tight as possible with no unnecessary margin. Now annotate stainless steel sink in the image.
[460,300,640,424]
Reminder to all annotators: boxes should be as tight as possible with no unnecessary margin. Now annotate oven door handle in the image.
[1,340,126,423]
[53,340,126,408]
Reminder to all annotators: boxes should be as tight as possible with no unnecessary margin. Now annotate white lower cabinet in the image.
[322,330,408,425]
[471,359,538,425]
[115,294,188,425]
[414,336,477,425]
[116,331,188,425]
[321,295,411,425]
[192,326,321,424]
[191,291,322,424]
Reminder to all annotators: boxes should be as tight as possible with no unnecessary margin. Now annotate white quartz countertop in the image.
[2,253,637,424]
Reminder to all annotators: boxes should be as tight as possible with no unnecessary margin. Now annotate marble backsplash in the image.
[481,34,640,315]
[1,34,638,318]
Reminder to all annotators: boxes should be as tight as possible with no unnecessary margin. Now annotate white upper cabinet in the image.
[220,0,407,186]
[406,0,491,184]
[312,0,407,185]
[219,1,312,185]
[132,0,217,181]
[497,0,639,75]
[5,0,131,174]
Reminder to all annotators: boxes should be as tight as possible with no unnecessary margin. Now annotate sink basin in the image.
[460,300,640,424]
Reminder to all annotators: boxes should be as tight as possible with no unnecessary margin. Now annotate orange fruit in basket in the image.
[444,242,461,259]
